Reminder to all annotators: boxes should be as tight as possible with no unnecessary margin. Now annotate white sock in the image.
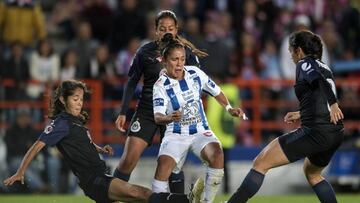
[202,167,224,203]
[152,179,169,193]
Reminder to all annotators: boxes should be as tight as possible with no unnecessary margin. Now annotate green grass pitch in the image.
[0,194,359,203]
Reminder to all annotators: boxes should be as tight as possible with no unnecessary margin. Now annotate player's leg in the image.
[108,178,190,203]
[304,158,337,203]
[228,138,289,203]
[152,155,177,193]
[200,142,224,203]
[152,134,189,193]
[108,178,151,202]
[169,170,184,193]
[113,136,148,181]
[191,131,224,203]
[159,124,186,194]
[114,113,157,181]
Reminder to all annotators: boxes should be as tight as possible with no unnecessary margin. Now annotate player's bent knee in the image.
[304,172,323,185]
[252,155,270,173]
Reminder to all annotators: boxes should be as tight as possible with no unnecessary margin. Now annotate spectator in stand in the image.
[201,17,231,80]
[48,0,82,40]
[80,0,113,42]
[86,44,116,100]
[2,42,30,100]
[279,14,330,81]
[27,39,60,100]
[230,31,264,80]
[60,49,79,81]
[69,21,99,78]
[115,37,141,78]
[4,111,46,193]
[109,0,146,53]
[0,0,46,52]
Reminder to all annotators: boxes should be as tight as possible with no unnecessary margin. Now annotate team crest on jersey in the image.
[192,81,200,90]
[44,120,55,134]
[44,125,53,134]
[130,120,141,132]
[203,131,212,137]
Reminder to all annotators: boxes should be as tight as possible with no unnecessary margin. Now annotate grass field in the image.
[0,194,359,203]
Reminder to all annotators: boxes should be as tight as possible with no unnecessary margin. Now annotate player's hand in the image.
[3,172,25,186]
[284,111,300,124]
[100,145,114,156]
[115,114,126,132]
[330,103,344,125]
[170,110,182,122]
[228,107,248,120]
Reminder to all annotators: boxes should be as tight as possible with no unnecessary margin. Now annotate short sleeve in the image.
[153,80,168,115]
[38,118,69,146]
[298,60,321,84]
[197,68,221,97]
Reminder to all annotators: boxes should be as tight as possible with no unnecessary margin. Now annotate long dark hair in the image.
[159,33,185,60]
[155,10,208,58]
[289,30,323,59]
[49,80,90,123]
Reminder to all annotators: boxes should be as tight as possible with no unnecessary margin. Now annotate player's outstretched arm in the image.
[214,91,248,120]
[3,140,46,186]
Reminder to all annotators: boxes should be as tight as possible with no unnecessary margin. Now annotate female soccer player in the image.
[228,30,344,203]
[3,80,189,203]
[114,10,207,193]
[151,35,247,203]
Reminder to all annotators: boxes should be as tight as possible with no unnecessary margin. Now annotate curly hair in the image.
[49,80,90,123]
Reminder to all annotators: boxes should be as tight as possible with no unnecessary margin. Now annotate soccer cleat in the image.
[188,177,204,203]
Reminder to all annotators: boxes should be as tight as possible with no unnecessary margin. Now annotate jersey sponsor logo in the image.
[180,102,202,126]
[154,98,164,106]
[130,120,141,132]
[208,79,216,88]
[301,62,312,72]
[203,131,212,137]
[301,62,315,75]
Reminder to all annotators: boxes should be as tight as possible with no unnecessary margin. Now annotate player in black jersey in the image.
[228,30,344,203]
[3,80,190,203]
[113,10,208,193]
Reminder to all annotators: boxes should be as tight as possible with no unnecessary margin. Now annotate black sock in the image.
[148,192,189,203]
[228,169,265,203]
[113,168,130,182]
[169,171,184,193]
[312,180,337,203]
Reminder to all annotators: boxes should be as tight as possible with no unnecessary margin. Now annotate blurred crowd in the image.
[1,0,360,194]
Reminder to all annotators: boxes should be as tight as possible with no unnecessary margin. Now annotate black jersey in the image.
[295,56,342,127]
[120,41,200,115]
[38,113,107,186]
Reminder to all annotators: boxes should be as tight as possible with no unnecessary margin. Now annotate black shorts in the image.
[81,174,114,203]
[278,125,344,167]
[127,109,166,145]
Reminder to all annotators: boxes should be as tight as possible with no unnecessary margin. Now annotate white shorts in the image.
[158,130,221,173]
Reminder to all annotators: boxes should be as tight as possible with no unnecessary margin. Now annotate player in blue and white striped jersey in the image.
[152,36,247,203]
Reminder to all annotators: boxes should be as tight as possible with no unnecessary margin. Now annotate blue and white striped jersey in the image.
[153,65,221,135]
